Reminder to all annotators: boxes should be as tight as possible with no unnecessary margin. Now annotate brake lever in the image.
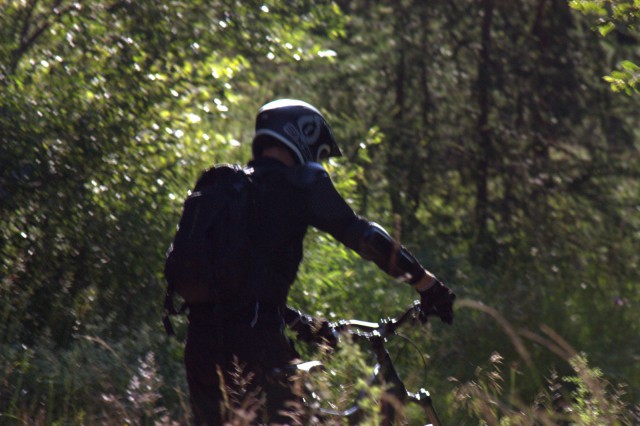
[414,299,437,325]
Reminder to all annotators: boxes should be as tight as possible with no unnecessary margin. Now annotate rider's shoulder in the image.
[286,162,330,189]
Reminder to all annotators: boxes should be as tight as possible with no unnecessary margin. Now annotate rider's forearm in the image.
[348,221,433,286]
[306,176,435,287]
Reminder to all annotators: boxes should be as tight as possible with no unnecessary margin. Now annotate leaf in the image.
[620,60,640,72]
[598,21,616,36]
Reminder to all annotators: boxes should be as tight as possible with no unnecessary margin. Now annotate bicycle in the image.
[274,300,443,425]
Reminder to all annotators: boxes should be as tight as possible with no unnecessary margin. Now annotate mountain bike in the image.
[274,300,443,425]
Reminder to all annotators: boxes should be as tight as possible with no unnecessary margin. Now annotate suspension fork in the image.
[408,388,442,426]
[370,335,442,426]
[369,335,407,425]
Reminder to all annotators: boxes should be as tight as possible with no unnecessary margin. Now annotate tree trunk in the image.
[473,0,496,267]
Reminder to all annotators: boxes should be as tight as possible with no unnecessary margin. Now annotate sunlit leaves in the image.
[570,0,640,95]
[570,0,640,28]
[603,60,640,94]
[0,0,349,348]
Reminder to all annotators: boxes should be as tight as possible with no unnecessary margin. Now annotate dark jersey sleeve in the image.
[303,166,426,284]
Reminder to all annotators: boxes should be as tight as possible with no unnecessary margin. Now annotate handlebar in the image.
[324,300,442,425]
[330,300,424,340]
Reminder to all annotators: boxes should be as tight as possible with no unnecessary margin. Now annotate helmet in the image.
[252,99,342,164]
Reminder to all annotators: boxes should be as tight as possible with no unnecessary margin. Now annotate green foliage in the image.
[1,0,639,424]
[604,60,640,94]
[0,0,345,345]
[570,0,640,94]
[0,328,187,424]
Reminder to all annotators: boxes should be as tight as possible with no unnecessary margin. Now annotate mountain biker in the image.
[184,99,456,425]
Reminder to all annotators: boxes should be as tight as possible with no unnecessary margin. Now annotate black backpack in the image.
[163,164,254,334]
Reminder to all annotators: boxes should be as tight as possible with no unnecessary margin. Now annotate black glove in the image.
[284,307,338,348]
[314,320,339,349]
[419,279,456,324]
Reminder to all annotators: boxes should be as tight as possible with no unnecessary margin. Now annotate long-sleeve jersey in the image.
[245,157,426,306]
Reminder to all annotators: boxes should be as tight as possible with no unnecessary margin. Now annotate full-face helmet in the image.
[252,99,342,164]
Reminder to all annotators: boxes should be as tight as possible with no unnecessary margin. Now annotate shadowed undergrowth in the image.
[2,302,638,425]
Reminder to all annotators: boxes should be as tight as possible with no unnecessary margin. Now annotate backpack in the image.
[163,164,254,334]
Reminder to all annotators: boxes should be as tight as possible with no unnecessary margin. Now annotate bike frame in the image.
[282,301,443,426]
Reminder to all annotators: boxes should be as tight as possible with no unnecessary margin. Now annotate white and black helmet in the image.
[252,99,342,164]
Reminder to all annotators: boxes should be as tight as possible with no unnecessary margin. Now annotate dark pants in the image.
[185,303,302,425]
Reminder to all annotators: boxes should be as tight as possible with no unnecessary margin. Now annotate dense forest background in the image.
[1,0,639,424]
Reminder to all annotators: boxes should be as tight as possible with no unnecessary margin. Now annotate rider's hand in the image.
[315,320,339,349]
[285,307,338,348]
[417,278,456,324]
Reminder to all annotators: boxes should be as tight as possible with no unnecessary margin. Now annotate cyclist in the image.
[184,99,456,425]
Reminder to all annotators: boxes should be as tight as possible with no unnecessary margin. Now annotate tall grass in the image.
[0,330,190,425]
[2,305,638,425]
[451,352,639,425]
[450,300,640,425]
